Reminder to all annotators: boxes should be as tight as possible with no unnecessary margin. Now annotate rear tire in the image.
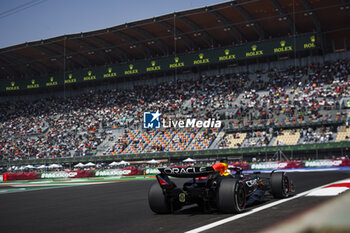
[217,179,246,214]
[148,183,171,214]
[271,172,290,198]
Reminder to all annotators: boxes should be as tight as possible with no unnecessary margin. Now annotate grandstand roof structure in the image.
[0,0,349,79]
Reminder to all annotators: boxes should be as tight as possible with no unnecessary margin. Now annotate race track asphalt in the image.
[0,171,349,233]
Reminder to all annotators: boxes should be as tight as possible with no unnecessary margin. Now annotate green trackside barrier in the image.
[2,141,349,167]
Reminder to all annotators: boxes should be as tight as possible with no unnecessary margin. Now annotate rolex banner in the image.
[0,34,318,93]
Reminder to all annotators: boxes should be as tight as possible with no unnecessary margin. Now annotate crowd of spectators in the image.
[242,130,272,147]
[300,127,335,144]
[0,59,349,161]
[229,60,350,129]
[218,132,244,148]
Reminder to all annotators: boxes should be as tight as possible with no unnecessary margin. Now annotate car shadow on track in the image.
[171,200,270,215]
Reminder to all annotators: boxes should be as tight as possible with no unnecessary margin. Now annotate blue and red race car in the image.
[148,166,295,214]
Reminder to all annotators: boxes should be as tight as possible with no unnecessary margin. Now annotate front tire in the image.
[217,179,246,214]
[270,172,290,198]
[148,183,171,214]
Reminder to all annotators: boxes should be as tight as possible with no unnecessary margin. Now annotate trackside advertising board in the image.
[94,168,142,177]
[303,159,350,167]
[3,159,349,181]
[95,169,132,176]
[41,171,93,179]
[39,169,142,179]
[250,161,303,170]
[145,168,161,175]
[249,159,350,170]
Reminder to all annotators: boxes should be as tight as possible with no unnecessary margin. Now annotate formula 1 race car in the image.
[148,166,295,214]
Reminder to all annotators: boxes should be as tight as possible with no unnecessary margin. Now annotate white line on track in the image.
[306,187,348,196]
[9,181,114,187]
[0,181,115,195]
[185,178,350,233]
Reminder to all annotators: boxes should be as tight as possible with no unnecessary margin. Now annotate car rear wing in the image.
[158,166,216,178]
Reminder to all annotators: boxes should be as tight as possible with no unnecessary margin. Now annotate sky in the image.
[0,0,227,49]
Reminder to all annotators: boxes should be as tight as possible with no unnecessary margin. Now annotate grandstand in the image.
[336,125,350,142]
[273,130,301,146]
[0,0,350,167]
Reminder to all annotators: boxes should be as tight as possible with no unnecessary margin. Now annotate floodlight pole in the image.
[63,36,66,99]
[174,12,177,82]
[293,0,297,80]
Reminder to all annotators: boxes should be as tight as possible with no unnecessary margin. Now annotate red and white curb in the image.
[185,178,350,233]
[306,178,350,196]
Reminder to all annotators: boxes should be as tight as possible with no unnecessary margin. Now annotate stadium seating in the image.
[144,129,177,152]
[335,126,350,142]
[190,128,220,150]
[273,130,301,146]
[122,130,156,154]
[166,128,198,152]
[1,59,350,160]
[106,130,139,155]
[223,133,247,148]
